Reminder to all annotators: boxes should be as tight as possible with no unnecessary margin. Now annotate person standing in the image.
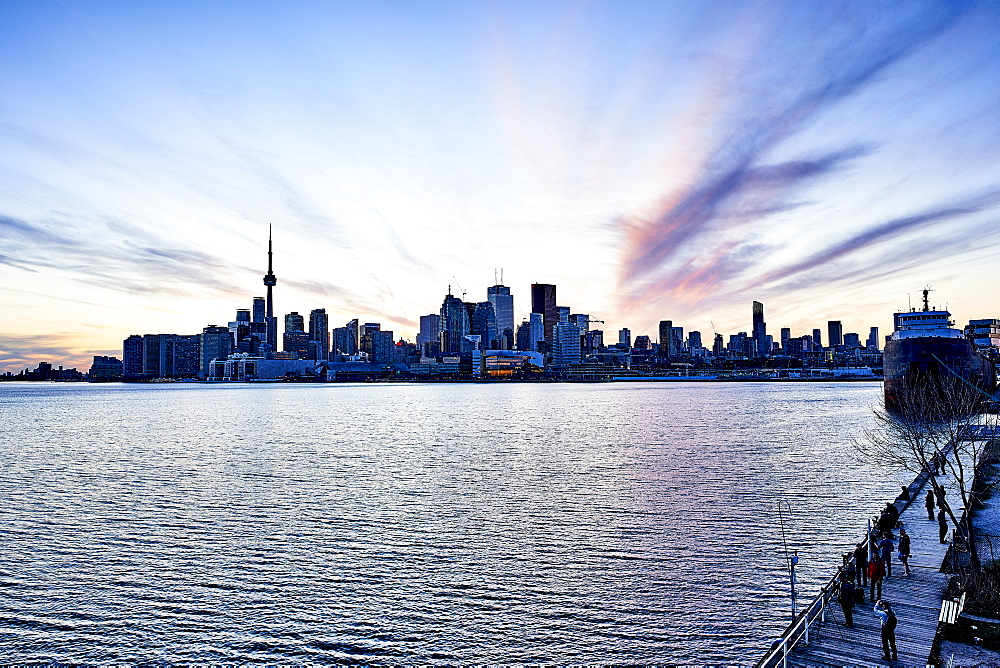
[874,599,898,661]
[854,541,869,590]
[837,568,856,628]
[939,508,950,544]
[869,555,885,602]
[898,527,912,576]
[926,489,936,521]
[879,532,895,578]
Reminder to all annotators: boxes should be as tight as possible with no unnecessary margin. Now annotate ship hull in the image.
[883,336,997,413]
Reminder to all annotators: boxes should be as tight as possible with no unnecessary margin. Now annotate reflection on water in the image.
[0,381,898,663]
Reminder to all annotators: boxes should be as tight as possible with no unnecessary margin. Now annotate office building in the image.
[360,322,380,356]
[471,302,498,349]
[658,320,677,358]
[530,283,557,343]
[552,322,582,367]
[844,332,861,349]
[867,327,880,351]
[123,335,144,379]
[752,301,767,357]
[417,314,441,353]
[812,328,823,349]
[827,321,843,348]
[372,329,394,364]
[439,290,470,354]
[619,328,631,348]
[528,313,544,352]
[201,325,233,378]
[487,284,514,349]
[309,308,330,360]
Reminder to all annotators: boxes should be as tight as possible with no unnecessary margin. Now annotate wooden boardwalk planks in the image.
[782,473,961,667]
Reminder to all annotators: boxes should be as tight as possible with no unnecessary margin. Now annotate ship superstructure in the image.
[883,288,996,412]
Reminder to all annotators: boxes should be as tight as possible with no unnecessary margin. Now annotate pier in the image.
[758,469,963,667]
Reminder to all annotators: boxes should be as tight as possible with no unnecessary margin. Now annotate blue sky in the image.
[2,1,1000,372]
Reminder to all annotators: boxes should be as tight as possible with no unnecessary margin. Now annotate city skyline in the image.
[3,2,1000,373]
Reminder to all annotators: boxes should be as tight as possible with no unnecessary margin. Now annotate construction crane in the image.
[588,318,605,324]
[451,276,467,300]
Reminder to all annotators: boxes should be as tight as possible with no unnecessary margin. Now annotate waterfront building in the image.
[372,330,394,364]
[552,322,582,367]
[123,335,143,379]
[530,283,557,343]
[827,320,843,348]
[471,302,498,349]
[88,356,123,381]
[309,309,330,360]
[487,284,514,348]
[208,353,324,382]
[417,314,441,354]
[619,328,631,348]
[201,325,233,378]
[439,290,470,354]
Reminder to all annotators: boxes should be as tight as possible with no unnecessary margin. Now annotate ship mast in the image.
[922,285,933,312]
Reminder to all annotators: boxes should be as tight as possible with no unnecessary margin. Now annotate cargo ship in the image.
[883,288,996,413]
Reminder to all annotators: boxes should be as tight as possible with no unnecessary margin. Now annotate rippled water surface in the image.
[0,381,903,663]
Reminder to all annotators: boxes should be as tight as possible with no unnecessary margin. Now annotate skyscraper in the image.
[812,328,823,349]
[471,302,498,349]
[827,320,843,348]
[619,328,631,348]
[530,283,557,344]
[262,226,278,352]
[552,322,582,367]
[658,320,676,358]
[308,308,330,360]
[528,313,544,352]
[439,289,470,354]
[360,322,380,356]
[417,314,441,354]
[752,301,767,357]
[487,284,514,349]
[283,312,310,358]
[867,327,880,351]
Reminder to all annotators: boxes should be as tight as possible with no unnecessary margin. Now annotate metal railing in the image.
[755,573,841,668]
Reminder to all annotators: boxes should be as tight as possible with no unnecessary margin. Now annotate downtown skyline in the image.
[3,1,1000,373]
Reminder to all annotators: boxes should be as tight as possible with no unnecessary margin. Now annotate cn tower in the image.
[263,226,278,351]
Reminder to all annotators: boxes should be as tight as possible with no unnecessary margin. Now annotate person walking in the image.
[869,554,885,602]
[837,568,856,628]
[874,599,898,661]
[898,527,912,576]
[854,541,868,590]
[938,508,950,544]
[926,489,935,521]
[878,532,895,578]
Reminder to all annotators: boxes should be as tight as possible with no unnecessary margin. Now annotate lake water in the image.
[0,380,903,663]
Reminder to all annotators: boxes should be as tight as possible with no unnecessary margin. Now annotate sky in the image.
[2,1,1000,373]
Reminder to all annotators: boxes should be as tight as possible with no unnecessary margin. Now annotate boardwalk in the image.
[781,474,962,667]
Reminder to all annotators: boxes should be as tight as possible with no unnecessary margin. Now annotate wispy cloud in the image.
[617,4,979,320]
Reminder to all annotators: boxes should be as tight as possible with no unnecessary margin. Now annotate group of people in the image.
[925,487,951,544]
[830,482,956,663]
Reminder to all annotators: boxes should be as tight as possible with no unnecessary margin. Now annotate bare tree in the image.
[855,375,999,569]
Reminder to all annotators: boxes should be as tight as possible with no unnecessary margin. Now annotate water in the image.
[0,380,904,663]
